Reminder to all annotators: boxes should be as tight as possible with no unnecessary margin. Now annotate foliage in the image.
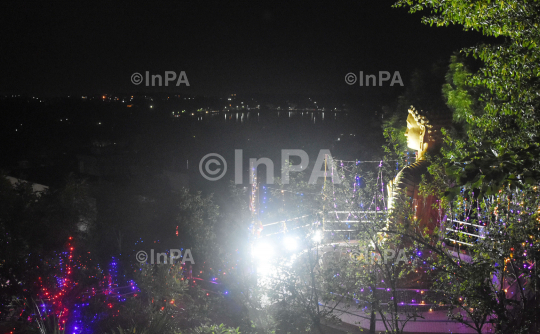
[0,174,95,322]
[394,0,540,149]
[438,55,540,201]
[382,112,407,164]
[394,0,540,195]
[177,323,241,334]
[442,55,485,126]
[91,262,227,334]
[104,312,174,334]
[384,8,540,331]
[265,233,361,333]
[175,188,219,259]
[415,182,540,334]
[134,263,188,307]
[0,171,235,333]
[441,137,540,200]
[34,316,65,334]
[412,152,540,333]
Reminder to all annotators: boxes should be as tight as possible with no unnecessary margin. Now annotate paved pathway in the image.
[333,304,494,333]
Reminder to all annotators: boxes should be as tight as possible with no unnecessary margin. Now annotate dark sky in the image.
[0,1,487,97]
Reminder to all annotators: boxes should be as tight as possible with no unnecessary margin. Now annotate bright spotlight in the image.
[284,236,297,251]
[312,230,322,243]
[252,242,273,263]
[252,242,275,278]
[257,262,273,277]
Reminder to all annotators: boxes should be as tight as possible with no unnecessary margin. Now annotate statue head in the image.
[405,106,447,160]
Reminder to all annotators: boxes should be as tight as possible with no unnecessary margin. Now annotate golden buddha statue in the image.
[387,106,448,237]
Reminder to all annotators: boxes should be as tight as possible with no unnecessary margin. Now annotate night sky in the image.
[0,1,488,98]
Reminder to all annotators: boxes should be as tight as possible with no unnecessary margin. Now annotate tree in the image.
[175,188,219,265]
[385,5,540,330]
[416,171,540,333]
[395,0,540,150]
[394,0,540,189]
[0,174,95,323]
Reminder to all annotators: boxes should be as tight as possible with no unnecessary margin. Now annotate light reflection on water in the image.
[170,108,383,191]
[183,110,349,125]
